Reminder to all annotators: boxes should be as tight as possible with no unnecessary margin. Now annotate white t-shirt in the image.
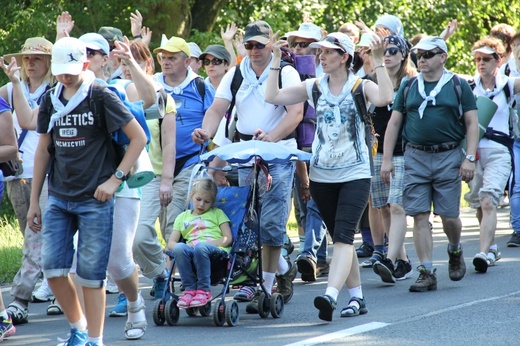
[473,78,515,150]
[305,76,371,183]
[214,64,301,148]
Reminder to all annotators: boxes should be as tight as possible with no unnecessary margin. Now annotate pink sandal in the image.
[177,290,196,309]
[190,290,212,307]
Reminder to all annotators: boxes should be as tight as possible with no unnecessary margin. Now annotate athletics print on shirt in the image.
[54,111,95,148]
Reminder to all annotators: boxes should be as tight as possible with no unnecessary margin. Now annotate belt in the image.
[238,131,296,141]
[407,141,459,153]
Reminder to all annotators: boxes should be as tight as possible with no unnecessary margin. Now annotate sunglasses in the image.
[86,49,105,57]
[474,56,495,63]
[415,50,443,60]
[244,42,267,50]
[203,58,224,66]
[384,47,400,56]
[290,41,312,49]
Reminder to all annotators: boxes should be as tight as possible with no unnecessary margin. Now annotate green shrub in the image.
[0,216,23,285]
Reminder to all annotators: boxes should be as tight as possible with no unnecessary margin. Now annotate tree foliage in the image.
[0,0,519,85]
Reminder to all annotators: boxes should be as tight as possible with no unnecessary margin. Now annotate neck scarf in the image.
[474,73,509,99]
[318,73,358,125]
[47,70,95,133]
[416,68,454,119]
[156,67,198,95]
[239,54,273,99]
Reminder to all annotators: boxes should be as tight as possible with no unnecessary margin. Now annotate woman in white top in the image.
[265,31,393,321]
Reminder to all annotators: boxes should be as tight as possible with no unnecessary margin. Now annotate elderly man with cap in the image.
[132,36,213,301]
[188,42,203,74]
[286,23,323,76]
[0,37,55,325]
[381,36,478,292]
[192,20,303,310]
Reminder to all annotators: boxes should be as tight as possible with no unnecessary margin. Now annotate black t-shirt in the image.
[37,85,134,201]
[372,104,404,156]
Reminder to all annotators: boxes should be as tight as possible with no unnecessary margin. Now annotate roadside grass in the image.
[0,216,23,285]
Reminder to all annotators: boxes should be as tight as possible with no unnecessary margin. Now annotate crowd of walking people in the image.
[1,7,520,345]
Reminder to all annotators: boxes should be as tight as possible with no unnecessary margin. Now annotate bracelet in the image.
[374,64,385,69]
[133,34,143,39]
[270,67,282,70]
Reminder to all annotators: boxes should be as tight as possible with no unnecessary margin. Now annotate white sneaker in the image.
[105,275,119,294]
[32,279,54,302]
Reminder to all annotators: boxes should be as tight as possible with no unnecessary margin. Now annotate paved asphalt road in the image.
[2,207,520,346]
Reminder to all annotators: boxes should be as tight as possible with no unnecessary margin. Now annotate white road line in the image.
[283,322,389,346]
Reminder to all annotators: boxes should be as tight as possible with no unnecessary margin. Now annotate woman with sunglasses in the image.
[265,31,393,321]
[465,37,520,273]
[367,36,417,284]
[199,45,232,93]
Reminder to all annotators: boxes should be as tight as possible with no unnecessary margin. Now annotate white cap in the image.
[79,33,110,56]
[310,32,355,57]
[412,36,448,53]
[188,42,202,58]
[286,23,323,42]
[471,46,497,56]
[51,37,87,76]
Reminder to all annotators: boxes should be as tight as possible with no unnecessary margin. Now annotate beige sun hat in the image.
[3,37,53,66]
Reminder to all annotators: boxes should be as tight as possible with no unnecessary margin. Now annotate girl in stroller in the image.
[167,178,232,309]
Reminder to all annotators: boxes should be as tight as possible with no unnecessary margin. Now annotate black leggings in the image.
[310,179,371,245]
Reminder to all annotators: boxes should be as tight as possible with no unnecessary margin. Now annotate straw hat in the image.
[3,37,53,66]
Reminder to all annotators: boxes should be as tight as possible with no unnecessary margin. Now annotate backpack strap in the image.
[194,76,206,102]
[311,79,321,110]
[351,78,375,174]
[224,65,244,140]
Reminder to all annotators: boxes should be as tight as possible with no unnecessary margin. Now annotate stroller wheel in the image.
[186,307,198,317]
[270,293,284,318]
[152,299,166,325]
[199,302,212,317]
[257,292,270,318]
[165,299,180,326]
[212,300,225,326]
[225,300,239,326]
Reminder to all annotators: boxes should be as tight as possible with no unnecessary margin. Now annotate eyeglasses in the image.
[474,56,495,63]
[87,49,105,57]
[203,58,224,66]
[384,47,400,56]
[290,41,312,49]
[244,42,267,50]
[415,50,443,60]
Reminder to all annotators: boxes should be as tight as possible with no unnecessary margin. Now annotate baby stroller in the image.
[152,141,311,326]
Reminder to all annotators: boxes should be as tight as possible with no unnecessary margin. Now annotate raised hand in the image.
[56,11,74,39]
[0,57,22,83]
[233,31,246,58]
[269,30,285,58]
[440,19,458,41]
[221,23,237,42]
[130,10,143,37]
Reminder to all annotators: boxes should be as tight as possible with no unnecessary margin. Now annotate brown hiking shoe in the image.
[409,266,437,292]
[276,260,297,303]
[448,247,466,281]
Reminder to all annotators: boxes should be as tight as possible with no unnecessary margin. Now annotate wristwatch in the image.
[114,169,126,180]
[465,154,476,162]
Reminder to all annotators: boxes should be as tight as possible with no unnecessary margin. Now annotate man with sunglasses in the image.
[381,36,478,292]
[193,20,303,310]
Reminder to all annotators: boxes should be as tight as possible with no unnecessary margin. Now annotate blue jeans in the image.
[41,196,114,288]
[510,140,520,232]
[239,161,295,247]
[173,242,227,291]
[294,173,327,264]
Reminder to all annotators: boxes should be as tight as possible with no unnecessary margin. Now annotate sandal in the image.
[190,290,212,308]
[125,295,147,340]
[341,297,368,317]
[47,298,64,315]
[313,294,336,322]
[177,290,196,309]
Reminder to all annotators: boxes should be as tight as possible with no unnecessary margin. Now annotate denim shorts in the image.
[371,153,404,208]
[239,160,295,246]
[41,196,115,288]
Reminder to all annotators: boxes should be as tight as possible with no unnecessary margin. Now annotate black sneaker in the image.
[409,266,437,292]
[447,247,466,281]
[373,258,396,284]
[394,258,413,280]
[507,232,520,247]
[356,241,374,258]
